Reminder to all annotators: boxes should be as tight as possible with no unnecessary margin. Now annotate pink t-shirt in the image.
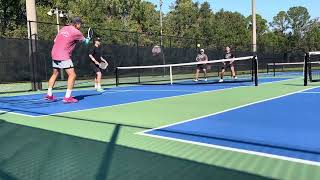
[51,26,85,61]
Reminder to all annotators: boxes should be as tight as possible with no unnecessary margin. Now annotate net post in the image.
[304,52,309,86]
[273,62,275,77]
[254,56,258,86]
[115,68,119,86]
[267,64,269,74]
[169,66,173,85]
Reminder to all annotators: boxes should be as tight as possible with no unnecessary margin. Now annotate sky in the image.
[147,0,319,23]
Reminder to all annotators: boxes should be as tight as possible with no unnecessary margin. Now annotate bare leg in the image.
[96,72,102,89]
[203,69,207,79]
[64,68,76,98]
[230,65,236,77]
[220,68,225,79]
[48,69,59,89]
[195,69,200,80]
[94,76,98,88]
[47,69,59,97]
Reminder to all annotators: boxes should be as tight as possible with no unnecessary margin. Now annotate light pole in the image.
[159,0,166,76]
[160,0,163,48]
[47,7,67,80]
[252,0,257,54]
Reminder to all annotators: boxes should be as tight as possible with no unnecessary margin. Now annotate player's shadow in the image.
[74,92,103,101]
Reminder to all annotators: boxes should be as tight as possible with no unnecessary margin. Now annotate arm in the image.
[230,53,235,63]
[74,30,89,44]
[89,48,99,65]
[100,57,108,64]
[89,54,100,65]
[196,54,200,62]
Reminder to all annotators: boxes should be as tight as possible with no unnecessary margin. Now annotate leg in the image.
[96,71,103,91]
[91,63,99,89]
[64,68,76,98]
[48,69,59,89]
[230,65,236,78]
[195,69,200,81]
[203,69,207,80]
[219,68,225,82]
[47,69,59,97]
[220,68,225,79]
[94,76,98,89]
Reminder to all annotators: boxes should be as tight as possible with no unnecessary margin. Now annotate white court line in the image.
[298,92,320,94]
[141,133,320,167]
[138,85,320,166]
[0,78,298,117]
[102,89,203,93]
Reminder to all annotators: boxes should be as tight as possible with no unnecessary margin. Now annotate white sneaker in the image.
[234,76,238,79]
[218,79,224,83]
[96,88,104,92]
[204,78,208,82]
[193,79,198,82]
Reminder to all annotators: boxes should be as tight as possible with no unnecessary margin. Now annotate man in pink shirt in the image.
[45,17,90,103]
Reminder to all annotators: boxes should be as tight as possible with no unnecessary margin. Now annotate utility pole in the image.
[252,0,257,54]
[26,0,40,90]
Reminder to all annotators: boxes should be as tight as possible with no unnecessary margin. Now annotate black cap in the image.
[71,17,82,24]
[94,37,102,42]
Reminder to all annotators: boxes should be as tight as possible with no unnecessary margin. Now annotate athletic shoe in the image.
[204,78,208,82]
[193,79,198,82]
[96,88,104,92]
[234,76,238,79]
[45,95,56,101]
[218,79,224,83]
[63,97,78,103]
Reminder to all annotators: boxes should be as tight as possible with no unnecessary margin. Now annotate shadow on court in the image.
[0,120,278,180]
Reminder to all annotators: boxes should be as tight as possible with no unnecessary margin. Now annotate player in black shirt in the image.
[219,46,237,82]
[89,37,108,92]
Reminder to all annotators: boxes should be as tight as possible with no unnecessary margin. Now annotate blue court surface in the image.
[0,78,287,117]
[144,87,320,163]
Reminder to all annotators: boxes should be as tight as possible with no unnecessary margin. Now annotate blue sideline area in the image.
[0,78,287,117]
[145,87,320,163]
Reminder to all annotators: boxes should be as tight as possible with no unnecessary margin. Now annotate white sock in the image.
[94,83,98,89]
[47,88,53,96]
[97,83,101,89]
[65,89,72,98]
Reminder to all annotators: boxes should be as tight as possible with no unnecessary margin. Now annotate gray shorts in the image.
[52,59,74,69]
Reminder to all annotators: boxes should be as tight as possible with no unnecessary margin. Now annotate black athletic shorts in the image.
[221,62,234,69]
[196,64,207,70]
[90,63,101,73]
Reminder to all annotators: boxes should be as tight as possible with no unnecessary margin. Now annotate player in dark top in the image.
[194,49,208,82]
[219,46,237,82]
[89,37,108,92]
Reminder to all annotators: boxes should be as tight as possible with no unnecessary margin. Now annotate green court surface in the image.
[1,78,320,180]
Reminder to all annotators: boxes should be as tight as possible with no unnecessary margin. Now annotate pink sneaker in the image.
[45,95,56,101]
[63,96,78,103]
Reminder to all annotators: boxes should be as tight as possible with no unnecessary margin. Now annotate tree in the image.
[164,0,200,47]
[270,11,290,35]
[214,10,250,49]
[247,14,268,36]
[287,6,310,37]
[305,18,320,51]
[198,2,215,46]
